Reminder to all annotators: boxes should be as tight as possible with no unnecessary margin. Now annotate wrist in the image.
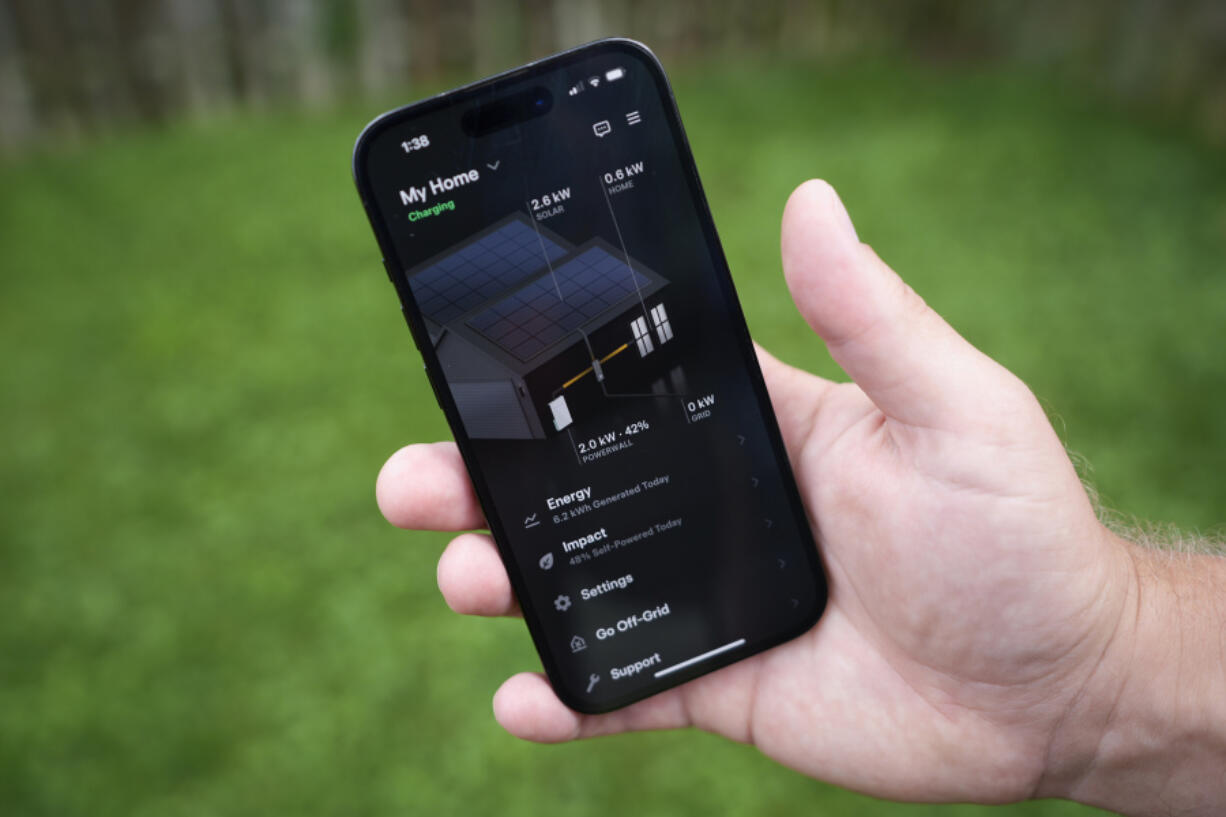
[1039,531,1226,815]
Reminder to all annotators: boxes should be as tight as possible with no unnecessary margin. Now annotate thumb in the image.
[781,180,1023,431]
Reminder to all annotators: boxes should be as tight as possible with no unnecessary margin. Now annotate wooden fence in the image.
[2,0,1224,150]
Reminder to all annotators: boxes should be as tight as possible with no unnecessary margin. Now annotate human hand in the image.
[376,181,1222,811]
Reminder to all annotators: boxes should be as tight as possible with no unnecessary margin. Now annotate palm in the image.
[654,356,1117,802]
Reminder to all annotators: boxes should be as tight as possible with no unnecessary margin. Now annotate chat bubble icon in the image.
[592,120,612,138]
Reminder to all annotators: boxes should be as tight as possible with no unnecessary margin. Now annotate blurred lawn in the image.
[3,57,1224,816]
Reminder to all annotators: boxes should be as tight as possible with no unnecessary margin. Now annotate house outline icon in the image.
[569,635,587,653]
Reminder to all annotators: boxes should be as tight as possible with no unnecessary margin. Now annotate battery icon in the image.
[605,67,625,82]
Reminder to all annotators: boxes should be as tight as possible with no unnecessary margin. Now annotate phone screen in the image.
[354,40,825,712]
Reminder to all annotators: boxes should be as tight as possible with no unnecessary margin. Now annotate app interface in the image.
[360,46,824,708]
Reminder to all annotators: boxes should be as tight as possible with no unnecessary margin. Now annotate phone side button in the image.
[381,257,396,282]
[424,365,446,405]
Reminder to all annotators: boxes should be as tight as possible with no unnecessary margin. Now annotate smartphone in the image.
[352,39,826,713]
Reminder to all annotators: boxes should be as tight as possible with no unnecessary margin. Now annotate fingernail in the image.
[831,188,859,243]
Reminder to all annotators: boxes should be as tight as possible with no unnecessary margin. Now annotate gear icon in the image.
[553,594,572,612]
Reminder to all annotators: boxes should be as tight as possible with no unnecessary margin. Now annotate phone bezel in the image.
[353,38,827,714]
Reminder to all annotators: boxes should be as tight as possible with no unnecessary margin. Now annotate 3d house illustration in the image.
[407,213,677,439]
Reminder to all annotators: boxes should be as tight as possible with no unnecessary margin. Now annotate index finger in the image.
[376,441,485,531]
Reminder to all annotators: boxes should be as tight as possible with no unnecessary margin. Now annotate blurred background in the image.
[2,2,1224,815]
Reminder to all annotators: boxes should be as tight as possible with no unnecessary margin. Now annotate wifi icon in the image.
[588,76,600,88]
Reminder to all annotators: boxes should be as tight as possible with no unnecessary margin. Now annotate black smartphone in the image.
[352,39,826,713]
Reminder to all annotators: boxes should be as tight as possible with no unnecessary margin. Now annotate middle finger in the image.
[437,532,521,617]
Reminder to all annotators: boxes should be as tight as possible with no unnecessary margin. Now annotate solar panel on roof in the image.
[408,218,568,325]
[466,246,650,362]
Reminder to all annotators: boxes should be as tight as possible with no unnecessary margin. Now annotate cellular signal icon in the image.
[568,82,585,96]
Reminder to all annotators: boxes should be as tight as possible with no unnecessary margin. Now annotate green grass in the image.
[3,57,1224,816]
